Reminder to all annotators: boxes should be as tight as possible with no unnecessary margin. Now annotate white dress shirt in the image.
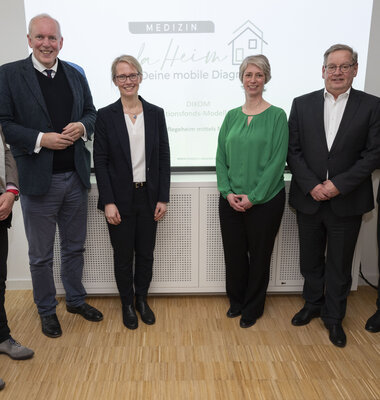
[324,87,351,151]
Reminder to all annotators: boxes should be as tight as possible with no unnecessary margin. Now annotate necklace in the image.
[123,101,142,119]
[125,109,140,119]
[126,112,137,119]
[242,100,264,115]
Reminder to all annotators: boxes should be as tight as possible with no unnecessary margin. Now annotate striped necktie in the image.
[45,69,54,78]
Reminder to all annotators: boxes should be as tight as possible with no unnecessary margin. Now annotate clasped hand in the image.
[310,180,340,201]
[227,193,253,212]
[41,122,84,150]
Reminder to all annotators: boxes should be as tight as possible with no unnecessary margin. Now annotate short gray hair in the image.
[111,55,143,81]
[28,14,62,38]
[323,44,358,66]
[239,55,271,84]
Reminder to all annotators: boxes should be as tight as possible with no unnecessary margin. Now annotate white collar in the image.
[324,87,351,100]
[31,53,58,74]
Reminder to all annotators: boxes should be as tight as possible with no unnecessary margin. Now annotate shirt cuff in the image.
[80,123,88,141]
[34,132,44,153]
[6,184,18,192]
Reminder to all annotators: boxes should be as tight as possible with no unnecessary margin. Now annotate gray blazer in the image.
[0,55,96,195]
[287,88,380,217]
[0,126,18,194]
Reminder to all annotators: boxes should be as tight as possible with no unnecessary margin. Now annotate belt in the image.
[134,182,146,189]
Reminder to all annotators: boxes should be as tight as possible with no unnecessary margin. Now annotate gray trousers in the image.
[21,171,87,316]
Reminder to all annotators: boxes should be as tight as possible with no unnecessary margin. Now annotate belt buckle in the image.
[134,182,144,188]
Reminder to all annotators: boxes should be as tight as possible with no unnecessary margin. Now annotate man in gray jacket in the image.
[0,128,34,391]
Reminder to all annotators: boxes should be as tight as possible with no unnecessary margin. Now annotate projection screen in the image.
[24,0,374,168]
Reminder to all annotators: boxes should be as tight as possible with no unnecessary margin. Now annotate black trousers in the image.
[377,206,380,310]
[0,214,12,342]
[219,189,285,320]
[107,187,157,305]
[297,202,362,324]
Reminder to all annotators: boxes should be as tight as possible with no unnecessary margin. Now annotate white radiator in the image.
[53,181,360,294]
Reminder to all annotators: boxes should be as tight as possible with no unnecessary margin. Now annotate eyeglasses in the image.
[115,73,140,83]
[324,64,356,74]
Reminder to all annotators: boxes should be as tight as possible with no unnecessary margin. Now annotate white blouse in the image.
[124,112,146,182]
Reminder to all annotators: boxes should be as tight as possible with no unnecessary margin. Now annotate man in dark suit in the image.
[0,128,34,373]
[0,14,103,338]
[365,189,380,333]
[287,44,380,347]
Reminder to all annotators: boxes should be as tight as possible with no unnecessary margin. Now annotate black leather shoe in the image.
[66,303,103,322]
[0,378,4,391]
[135,296,156,325]
[226,307,241,318]
[324,322,346,347]
[239,317,257,328]
[122,305,138,330]
[40,314,62,338]
[365,310,380,333]
[291,306,321,326]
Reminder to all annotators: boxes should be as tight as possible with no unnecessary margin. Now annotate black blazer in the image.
[93,96,170,215]
[0,55,96,195]
[287,88,380,217]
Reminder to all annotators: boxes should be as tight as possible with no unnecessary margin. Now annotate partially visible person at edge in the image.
[365,181,380,333]
[287,44,380,347]
[93,55,170,330]
[0,128,34,392]
[0,14,103,338]
[216,55,288,329]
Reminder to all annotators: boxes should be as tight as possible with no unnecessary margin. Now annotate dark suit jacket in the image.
[0,55,96,195]
[93,96,170,215]
[287,88,380,217]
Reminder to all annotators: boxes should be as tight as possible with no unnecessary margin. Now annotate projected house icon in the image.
[228,21,268,65]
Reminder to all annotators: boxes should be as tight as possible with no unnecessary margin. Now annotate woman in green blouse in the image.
[216,55,289,328]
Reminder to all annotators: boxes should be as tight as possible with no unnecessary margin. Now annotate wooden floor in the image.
[1,287,380,399]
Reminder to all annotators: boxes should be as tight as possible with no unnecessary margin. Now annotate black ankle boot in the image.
[135,295,155,325]
[122,304,138,330]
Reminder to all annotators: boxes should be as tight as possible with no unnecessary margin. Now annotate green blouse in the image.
[216,105,289,205]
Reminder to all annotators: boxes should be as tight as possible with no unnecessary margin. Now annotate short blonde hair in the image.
[239,55,271,84]
[111,55,142,81]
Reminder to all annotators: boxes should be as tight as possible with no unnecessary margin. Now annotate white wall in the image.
[0,0,28,64]
[1,0,31,288]
[1,0,380,289]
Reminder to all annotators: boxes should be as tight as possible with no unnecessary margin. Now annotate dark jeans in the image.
[107,187,157,305]
[0,214,12,342]
[219,189,285,320]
